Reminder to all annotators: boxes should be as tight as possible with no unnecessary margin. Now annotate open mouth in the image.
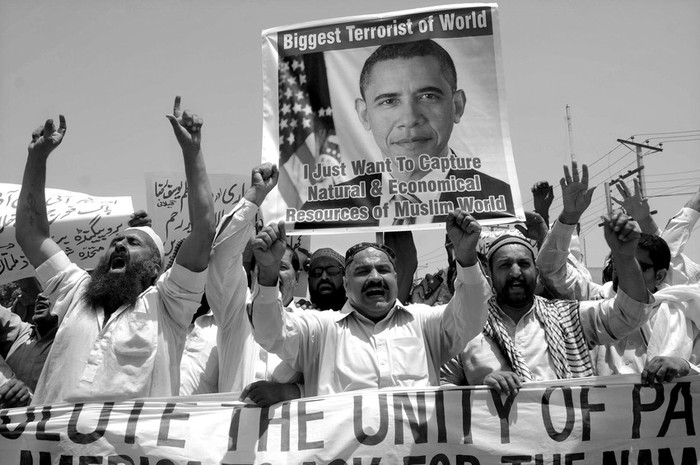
[364,286,386,297]
[110,255,127,270]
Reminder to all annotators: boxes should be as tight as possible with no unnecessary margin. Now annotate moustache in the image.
[362,279,387,293]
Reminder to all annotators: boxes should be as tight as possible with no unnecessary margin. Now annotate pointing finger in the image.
[173,96,182,118]
[58,115,67,135]
[43,119,55,139]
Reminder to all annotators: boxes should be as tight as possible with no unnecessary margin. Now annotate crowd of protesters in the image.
[1,97,699,410]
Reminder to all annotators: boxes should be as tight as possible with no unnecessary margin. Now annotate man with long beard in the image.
[306,248,346,311]
[15,97,215,404]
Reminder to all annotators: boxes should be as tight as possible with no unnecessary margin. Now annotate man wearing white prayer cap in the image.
[15,97,216,404]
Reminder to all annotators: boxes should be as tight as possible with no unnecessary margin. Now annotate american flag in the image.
[278,53,341,209]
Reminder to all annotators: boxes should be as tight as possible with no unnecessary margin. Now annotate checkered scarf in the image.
[483,296,593,380]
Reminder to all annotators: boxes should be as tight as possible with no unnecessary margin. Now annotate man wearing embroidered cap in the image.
[15,96,215,404]
[307,247,346,311]
[250,208,492,396]
[441,211,654,394]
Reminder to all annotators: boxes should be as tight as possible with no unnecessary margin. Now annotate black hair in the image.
[359,39,457,100]
[637,233,671,272]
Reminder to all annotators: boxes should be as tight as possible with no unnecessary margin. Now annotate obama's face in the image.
[355,55,466,164]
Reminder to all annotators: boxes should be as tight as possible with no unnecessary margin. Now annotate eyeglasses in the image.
[309,265,342,277]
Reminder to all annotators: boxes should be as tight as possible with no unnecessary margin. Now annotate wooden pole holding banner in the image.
[376,232,383,245]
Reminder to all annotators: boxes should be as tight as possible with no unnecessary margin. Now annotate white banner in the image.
[0,183,133,285]
[1,376,697,464]
[145,173,250,264]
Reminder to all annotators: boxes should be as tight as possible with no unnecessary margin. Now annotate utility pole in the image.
[566,105,576,163]
[566,105,586,265]
[616,137,663,197]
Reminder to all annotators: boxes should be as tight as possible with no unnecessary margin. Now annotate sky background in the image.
[2,0,699,280]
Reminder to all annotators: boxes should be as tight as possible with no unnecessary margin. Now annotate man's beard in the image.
[309,285,346,311]
[496,277,535,309]
[84,255,159,310]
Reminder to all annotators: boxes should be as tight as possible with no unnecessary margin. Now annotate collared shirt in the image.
[179,311,218,396]
[31,251,205,405]
[206,199,299,395]
[441,288,655,385]
[251,263,491,397]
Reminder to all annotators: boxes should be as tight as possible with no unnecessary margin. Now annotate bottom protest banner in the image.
[1,376,697,464]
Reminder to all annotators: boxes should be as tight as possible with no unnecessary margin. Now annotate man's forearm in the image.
[612,253,649,303]
[15,154,61,268]
[636,215,659,236]
[442,263,491,356]
[184,149,215,239]
[176,148,215,271]
[16,154,49,239]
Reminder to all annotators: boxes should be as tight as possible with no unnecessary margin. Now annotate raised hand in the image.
[531,181,554,225]
[28,115,67,158]
[410,273,441,305]
[514,211,548,246]
[245,163,280,207]
[446,209,481,267]
[559,161,595,225]
[601,210,640,258]
[166,96,202,155]
[251,221,287,286]
[611,178,650,221]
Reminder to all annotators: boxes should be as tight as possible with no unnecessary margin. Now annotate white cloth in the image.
[661,207,700,285]
[593,283,700,376]
[537,220,613,300]
[251,263,491,397]
[179,311,218,395]
[441,288,654,385]
[32,251,206,404]
[206,199,299,396]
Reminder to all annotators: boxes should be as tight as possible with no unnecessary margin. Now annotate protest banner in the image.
[0,183,134,285]
[146,172,312,297]
[146,173,250,265]
[1,376,697,464]
[260,4,524,234]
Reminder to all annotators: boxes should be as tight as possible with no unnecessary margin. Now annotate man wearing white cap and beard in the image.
[15,97,215,404]
[307,248,346,311]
